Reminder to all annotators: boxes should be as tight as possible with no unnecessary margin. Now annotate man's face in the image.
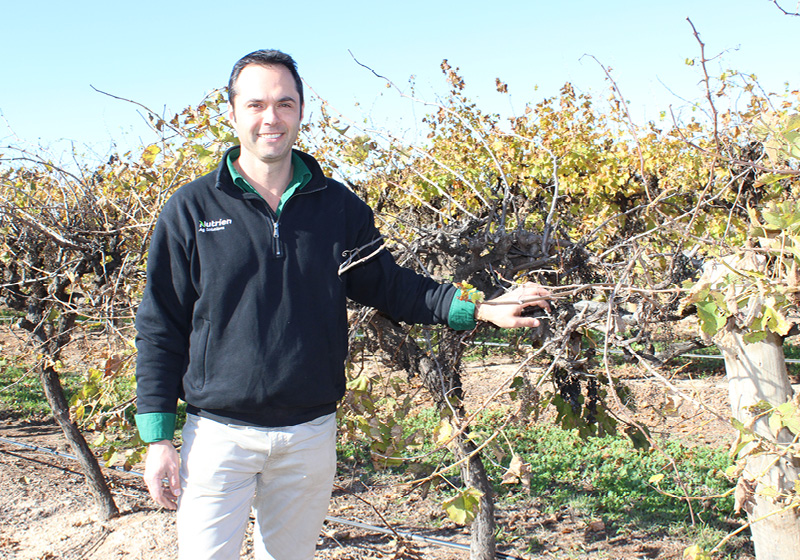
[228,64,303,166]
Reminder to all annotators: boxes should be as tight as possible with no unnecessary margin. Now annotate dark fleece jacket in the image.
[135,148,458,429]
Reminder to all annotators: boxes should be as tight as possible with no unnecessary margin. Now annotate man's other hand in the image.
[144,440,181,510]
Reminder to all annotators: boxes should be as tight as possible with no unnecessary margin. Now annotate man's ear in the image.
[300,104,304,123]
[228,106,236,125]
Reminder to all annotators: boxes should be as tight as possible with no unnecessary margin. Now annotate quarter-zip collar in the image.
[214,147,329,260]
[226,147,312,217]
[214,146,328,201]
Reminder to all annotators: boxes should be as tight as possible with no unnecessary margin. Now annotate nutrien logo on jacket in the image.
[198,218,232,233]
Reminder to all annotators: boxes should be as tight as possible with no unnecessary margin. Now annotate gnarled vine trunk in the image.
[39,364,119,521]
[20,308,119,521]
[365,313,497,559]
[459,440,497,560]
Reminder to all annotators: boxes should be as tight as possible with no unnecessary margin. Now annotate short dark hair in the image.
[227,49,304,107]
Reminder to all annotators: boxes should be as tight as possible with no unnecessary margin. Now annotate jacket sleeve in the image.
[343,199,474,328]
[448,296,477,331]
[134,199,198,433]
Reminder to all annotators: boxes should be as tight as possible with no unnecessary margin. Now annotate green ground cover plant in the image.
[0,357,81,418]
[339,405,743,555]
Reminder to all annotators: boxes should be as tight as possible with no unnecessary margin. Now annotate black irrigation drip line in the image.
[0,436,145,476]
[324,515,475,556]
[0,435,525,560]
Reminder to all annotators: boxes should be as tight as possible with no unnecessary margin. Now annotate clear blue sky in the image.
[1,0,796,162]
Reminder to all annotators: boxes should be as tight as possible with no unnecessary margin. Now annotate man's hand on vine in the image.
[474,282,551,328]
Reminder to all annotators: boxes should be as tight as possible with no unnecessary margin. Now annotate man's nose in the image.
[261,105,278,124]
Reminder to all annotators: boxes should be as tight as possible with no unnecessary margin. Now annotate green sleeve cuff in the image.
[135,412,177,443]
[448,290,478,331]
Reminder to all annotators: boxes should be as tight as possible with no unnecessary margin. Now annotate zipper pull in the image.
[273,221,282,257]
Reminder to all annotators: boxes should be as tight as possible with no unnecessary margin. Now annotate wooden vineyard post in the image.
[715,322,800,559]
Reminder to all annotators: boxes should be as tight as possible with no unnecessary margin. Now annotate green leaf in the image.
[762,205,794,230]
[724,464,740,478]
[776,401,795,415]
[763,305,792,336]
[103,448,121,467]
[442,487,483,525]
[743,331,767,343]
[750,400,773,415]
[760,485,778,498]
[731,431,755,458]
[769,411,783,437]
[434,418,454,445]
[731,418,747,432]
[696,300,727,336]
[784,113,800,132]
[784,415,800,435]
[755,173,785,187]
[141,144,161,166]
[649,473,665,485]
[782,129,800,156]
[684,545,711,560]
[346,373,370,392]
[625,425,651,451]
[777,401,800,434]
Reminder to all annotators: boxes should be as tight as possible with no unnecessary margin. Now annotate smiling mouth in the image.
[258,132,283,140]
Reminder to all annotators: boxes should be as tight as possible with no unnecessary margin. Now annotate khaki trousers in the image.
[176,413,337,559]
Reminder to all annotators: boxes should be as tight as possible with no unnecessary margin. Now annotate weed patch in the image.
[0,357,81,418]
[340,406,741,552]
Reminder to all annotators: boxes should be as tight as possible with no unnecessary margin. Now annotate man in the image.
[135,49,549,560]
